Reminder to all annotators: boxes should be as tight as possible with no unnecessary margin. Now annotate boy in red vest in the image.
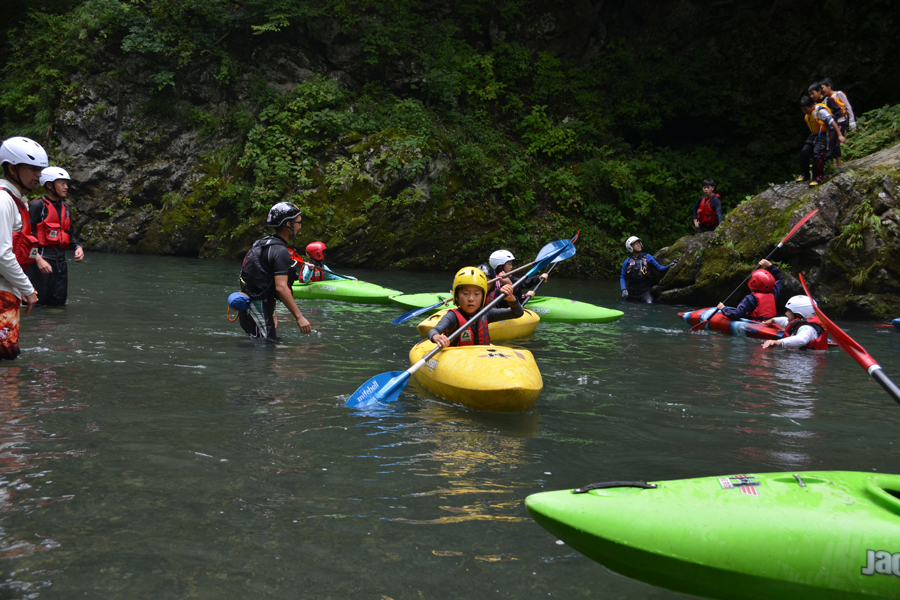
[760,295,829,350]
[692,178,724,233]
[717,260,783,321]
[428,267,522,348]
[27,167,85,306]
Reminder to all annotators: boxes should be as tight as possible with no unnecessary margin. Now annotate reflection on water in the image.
[0,254,897,599]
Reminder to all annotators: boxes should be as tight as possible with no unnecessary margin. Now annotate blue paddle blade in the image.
[551,240,577,263]
[346,371,410,408]
[527,240,572,277]
[536,239,570,262]
[392,301,444,325]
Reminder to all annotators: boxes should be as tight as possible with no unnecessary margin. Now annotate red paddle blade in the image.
[798,274,877,372]
[779,209,818,245]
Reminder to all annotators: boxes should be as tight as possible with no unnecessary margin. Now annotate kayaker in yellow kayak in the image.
[428,267,523,348]
[484,249,548,306]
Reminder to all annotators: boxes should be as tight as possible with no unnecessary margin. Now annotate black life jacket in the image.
[239,236,296,300]
[785,315,829,350]
[449,308,491,346]
[626,254,650,282]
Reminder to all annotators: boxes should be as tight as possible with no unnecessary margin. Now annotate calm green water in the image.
[1,254,898,598]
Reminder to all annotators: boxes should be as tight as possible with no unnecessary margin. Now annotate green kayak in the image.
[388,292,452,313]
[526,471,900,600]
[522,296,623,324]
[291,279,401,304]
[390,293,623,324]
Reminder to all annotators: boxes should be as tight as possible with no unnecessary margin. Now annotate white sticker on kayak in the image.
[718,475,760,496]
[861,550,900,577]
[532,309,550,314]
[426,359,439,371]
[321,286,337,292]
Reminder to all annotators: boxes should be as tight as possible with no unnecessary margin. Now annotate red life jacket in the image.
[308,264,323,282]
[748,292,777,320]
[0,185,39,268]
[697,194,720,227]
[786,315,829,350]
[35,197,71,249]
[449,308,491,347]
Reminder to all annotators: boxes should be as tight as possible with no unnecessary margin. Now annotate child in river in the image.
[717,260,782,321]
[428,266,523,347]
[760,295,829,350]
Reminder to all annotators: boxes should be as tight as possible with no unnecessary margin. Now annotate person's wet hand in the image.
[539,273,549,281]
[758,259,772,269]
[431,333,450,348]
[74,247,84,262]
[296,314,312,334]
[525,290,536,297]
[36,256,52,274]
[499,283,515,301]
[23,291,37,315]
[717,302,725,310]
[762,340,781,348]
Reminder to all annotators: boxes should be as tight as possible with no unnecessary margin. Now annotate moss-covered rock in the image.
[654,144,900,318]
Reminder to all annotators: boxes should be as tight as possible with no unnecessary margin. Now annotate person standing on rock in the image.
[237,202,312,341]
[0,137,48,359]
[797,95,845,187]
[808,82,847,174]
[27,167,84,306]
[620,236,676,304]
[692,178,724,233]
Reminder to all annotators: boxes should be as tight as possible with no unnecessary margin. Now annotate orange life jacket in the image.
[697,194,720,227]
[804,103,833,134]
[786,315,829,350]
[449,308,490,347]
[748,292,777,320]
[35,197,71,249]
[824,94,846,120]
[0,185,38,268]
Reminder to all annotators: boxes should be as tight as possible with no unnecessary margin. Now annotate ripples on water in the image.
[0,254,898,598]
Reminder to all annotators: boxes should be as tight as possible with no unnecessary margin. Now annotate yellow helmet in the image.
[452,266,488,306]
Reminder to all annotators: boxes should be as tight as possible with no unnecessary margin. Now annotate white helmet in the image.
[785,295,816,319]
[40,166,71,186]
[0,137,49,168]
[489,249,516,270]
[625,236,641,252]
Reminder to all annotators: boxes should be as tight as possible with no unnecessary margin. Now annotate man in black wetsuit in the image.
[27,167,84,306]
[238,202,312,340]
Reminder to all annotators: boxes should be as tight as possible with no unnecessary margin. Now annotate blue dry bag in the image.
[228,292,250,311]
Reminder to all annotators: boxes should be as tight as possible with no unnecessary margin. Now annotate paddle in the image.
[390,235,578,325]
[346,239,574,408]
[798,273,900,406]
[522,231,579,308]
[688,209,819,332]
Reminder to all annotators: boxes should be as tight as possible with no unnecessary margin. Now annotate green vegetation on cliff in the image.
[1,0,898,272]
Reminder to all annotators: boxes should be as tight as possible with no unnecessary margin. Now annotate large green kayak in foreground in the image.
[389,293,623,324]
[291,279,401,304]
[526,471,900,600]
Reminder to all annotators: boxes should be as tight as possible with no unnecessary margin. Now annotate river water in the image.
[0,254,898,598]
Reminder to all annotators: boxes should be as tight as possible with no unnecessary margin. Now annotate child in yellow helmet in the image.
[428,266,523,348]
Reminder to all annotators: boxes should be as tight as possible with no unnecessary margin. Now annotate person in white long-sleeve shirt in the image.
[761,295,829,350]
[0,137,51,359]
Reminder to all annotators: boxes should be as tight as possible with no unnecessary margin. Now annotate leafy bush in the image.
[842,103,900,160]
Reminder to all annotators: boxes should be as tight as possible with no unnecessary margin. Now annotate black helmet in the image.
[477,263,493,279]
[266,202,301,228]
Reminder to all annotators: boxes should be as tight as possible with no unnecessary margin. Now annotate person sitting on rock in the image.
[797,95,845,187]
[692,178,724,233]
[760,295,829,350]
[717,260,783,321]
[620,236,675,304]
[300,241,354,282]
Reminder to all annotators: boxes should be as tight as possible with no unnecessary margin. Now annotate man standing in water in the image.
[0,137,47,359]
[237,202,312,340]
[620,236,676,304]
[27,167,84,306]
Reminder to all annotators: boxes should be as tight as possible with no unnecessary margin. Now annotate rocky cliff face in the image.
[654,144,900,319]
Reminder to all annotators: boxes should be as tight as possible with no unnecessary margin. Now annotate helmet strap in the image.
[6,164,30,193]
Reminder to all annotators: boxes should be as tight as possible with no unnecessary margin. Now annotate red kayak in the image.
[679,307,783,340]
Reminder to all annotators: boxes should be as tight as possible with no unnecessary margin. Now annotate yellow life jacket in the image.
[825,93,846,119]
[804,103,833,134]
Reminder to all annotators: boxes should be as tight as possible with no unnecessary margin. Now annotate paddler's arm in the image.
[428,311,459,348]
[487,283,524,321]
[274,274,311,334]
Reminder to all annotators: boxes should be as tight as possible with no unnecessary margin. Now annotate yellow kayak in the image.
[416,308,540,341]
[409,340,543,412]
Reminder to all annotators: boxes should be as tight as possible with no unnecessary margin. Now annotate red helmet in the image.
[748,269,775,293]
[306,241,327,261]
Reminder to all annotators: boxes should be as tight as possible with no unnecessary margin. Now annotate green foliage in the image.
[842,103,900,160]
